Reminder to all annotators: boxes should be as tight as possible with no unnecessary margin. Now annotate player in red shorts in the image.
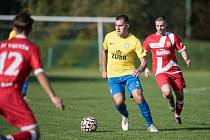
[143,16,190,124]
[0,12,64,140]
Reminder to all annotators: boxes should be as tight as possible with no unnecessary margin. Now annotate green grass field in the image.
[1,70,210,140]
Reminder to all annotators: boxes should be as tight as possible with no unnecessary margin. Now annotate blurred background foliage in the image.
[0,0,209,70]
[1,0,209,40]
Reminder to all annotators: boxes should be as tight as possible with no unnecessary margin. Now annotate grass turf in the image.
[0,70,210,140]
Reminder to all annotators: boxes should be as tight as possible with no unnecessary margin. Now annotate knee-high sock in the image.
[115,103,128,118]
[6,130,37,140]
[176,100,184,117]
[138,100,153,127]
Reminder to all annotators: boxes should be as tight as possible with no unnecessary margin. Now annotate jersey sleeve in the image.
[174,34,186,53]
[135,39,146,58]
[103,34,109,50]
[143,37,151,52]
[30,45,44,75]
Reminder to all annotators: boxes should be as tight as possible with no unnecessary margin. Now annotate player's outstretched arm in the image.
[36,72,64,110]
[181,50,191,67]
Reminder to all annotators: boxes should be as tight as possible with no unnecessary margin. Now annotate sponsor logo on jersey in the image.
[156,49,171,56]
[0,82,13,88]
[112,50,127,60]
[1,43,29,51]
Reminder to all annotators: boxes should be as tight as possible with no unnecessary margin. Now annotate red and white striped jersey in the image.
[0,37,43,90]
[143,32,185,76]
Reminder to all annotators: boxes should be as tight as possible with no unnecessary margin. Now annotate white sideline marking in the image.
[184,87,208,93]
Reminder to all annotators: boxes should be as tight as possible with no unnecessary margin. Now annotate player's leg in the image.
[113,93,128,119]
[2,126,40,140]
[174,89,184,124]
[0,90,40,140]
[156,74,175,112]
[161,84,175,112]
[108,77,128,131]
[113,93,129,131]
[131,90,158,132]
[172,74,186,124]
[126,76,158,132]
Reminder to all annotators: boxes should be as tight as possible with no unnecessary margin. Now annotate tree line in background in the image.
[0,0,209,40]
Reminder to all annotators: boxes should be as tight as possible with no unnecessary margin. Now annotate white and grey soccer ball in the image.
[81,116,97,132]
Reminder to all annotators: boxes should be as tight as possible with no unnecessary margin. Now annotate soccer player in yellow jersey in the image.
[8,30,17,40]
[101,15,158,132]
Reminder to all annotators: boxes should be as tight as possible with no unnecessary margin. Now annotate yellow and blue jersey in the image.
[103,31,146,77]
[8,30,16,40]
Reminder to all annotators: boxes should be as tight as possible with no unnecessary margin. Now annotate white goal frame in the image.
[0,15,115,68]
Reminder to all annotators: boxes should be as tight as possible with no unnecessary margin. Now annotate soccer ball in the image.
[81,116,97,132]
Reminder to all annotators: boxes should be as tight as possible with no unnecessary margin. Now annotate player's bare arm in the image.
[181,50,191,67]
[132,56,147,77]
[144,67,150,78]
[101,47,108,79]
[36,72,64,110]
[143,56,150,78]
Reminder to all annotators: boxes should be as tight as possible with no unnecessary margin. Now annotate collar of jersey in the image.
[16,34,27,39]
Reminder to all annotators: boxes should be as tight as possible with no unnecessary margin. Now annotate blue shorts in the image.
[107,75,143,98]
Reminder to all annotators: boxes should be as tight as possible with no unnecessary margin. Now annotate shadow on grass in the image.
[70,97,109,101]
[29,75,103,82]
[95,130,115,133]
[129,128,145,131]
[160,127,210,131]
[114,127,210,132]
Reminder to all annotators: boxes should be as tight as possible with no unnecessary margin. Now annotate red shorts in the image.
[0,88,37,128]
[155,73,186,92]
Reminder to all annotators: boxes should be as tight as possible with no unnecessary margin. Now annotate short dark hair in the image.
[116,15,129,24]
[13,11,34,35]
[155,16,167,23]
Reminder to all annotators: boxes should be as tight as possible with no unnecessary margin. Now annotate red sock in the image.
[176,102,184,117]
[12,131,31,140]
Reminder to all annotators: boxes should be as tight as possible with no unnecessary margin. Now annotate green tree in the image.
[192,0,210,40]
